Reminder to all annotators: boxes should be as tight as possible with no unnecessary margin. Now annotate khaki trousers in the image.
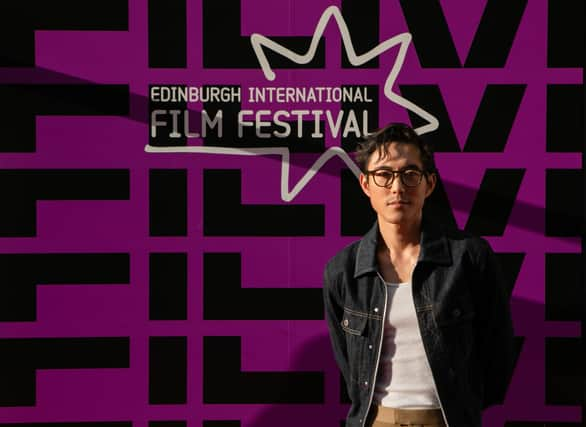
[369,406,446,427]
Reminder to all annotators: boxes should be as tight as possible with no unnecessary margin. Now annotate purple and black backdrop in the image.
[0,0,583,426]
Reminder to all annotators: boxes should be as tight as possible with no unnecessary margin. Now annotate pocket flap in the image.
[341,310,368,335]
[435,305,475,327]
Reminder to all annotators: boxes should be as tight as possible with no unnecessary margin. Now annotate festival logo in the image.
[145,5,439,201]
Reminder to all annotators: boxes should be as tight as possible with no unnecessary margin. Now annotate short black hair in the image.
[355,123,437,175]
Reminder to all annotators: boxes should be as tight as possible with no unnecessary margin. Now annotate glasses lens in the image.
[373,170,393,187]
[402,170,422,187]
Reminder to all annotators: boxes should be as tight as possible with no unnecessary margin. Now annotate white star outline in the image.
[145,5,439,202]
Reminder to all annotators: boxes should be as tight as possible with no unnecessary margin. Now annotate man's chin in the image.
[379,214,406,224]
[379,212,421,226]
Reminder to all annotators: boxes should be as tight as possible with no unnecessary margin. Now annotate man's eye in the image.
[404,170,420,177]
[375,171,393,179]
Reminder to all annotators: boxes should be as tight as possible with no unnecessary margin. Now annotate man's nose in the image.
[390,174,405,191]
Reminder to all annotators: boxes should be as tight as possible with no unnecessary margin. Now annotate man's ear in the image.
[424,173,437,198]
[359,173,371,197]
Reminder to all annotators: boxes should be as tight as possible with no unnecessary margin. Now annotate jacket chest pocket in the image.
[341,309,372,385]
[435,297,476,366]
[434,289,476,327]
[341,310,369,336]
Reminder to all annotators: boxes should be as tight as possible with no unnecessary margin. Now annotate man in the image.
[323,123,515,427]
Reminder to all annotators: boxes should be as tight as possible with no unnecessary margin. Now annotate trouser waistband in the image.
[372,405,445,425]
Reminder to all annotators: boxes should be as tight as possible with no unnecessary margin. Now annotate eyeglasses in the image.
[366,168,425,188]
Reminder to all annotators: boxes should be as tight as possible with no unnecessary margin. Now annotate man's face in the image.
[359,141,436,226]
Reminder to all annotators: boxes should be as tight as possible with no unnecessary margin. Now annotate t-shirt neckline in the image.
[384,280,411,287]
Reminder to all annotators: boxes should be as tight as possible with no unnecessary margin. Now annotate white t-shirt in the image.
[373,280,441,409]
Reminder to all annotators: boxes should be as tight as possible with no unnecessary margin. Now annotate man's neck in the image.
[377,215,422,257]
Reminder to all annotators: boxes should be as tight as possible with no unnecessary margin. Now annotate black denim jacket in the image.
[323,217,516,427]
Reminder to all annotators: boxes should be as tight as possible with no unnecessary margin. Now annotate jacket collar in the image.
[353,215,452,278]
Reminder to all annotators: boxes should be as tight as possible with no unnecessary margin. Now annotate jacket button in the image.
[374,307,379,313]
[368,344,373,350]
[343,319,349,327]
[452,308,461,318]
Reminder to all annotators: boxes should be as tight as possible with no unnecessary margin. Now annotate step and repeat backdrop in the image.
[0,1,583,426]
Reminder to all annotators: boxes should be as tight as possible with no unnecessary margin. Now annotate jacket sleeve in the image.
[477,239,516,410]
[322,265,351,390]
